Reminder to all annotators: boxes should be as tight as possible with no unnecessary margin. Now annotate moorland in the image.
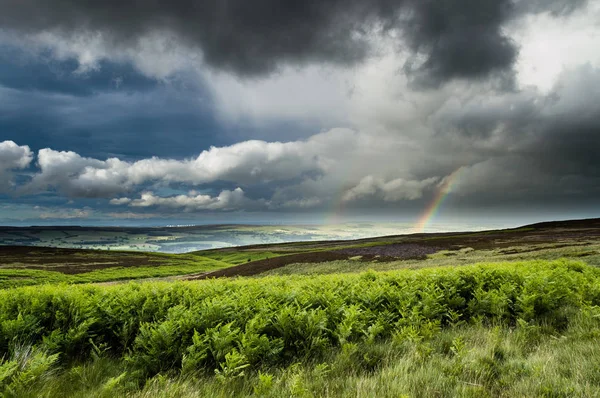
[1,218,600,397]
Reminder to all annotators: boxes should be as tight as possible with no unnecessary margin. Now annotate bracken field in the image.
[1,219,600,397]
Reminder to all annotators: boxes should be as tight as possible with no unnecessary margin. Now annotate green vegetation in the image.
[0,262,216,289]
[0,246,307,288]
[265,241,600,276]
[196,250,283,265]
[0,254,232,289]
[2,219,599,287]
[17,311,600,397]
[2,220,600,396]
[1,259,600,397]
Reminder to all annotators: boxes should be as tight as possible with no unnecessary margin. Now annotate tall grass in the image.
[1,259,599,396]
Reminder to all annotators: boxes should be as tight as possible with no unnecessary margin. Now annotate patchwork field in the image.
[1,218,600,397]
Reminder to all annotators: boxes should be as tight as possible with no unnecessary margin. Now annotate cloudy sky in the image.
[0,0,599,226]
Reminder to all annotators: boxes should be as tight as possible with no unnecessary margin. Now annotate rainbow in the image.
[414,168,464,233]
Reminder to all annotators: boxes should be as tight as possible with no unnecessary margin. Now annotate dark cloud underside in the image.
[0,0,598,225]
[0,0,584,83]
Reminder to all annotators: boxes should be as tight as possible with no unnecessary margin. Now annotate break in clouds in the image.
[0,0,599,221]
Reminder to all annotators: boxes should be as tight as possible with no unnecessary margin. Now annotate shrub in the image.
[0,259,597,380]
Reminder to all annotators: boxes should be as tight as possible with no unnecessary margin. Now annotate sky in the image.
[0,0,599,227]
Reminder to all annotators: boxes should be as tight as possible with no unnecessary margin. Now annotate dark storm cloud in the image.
[0,0,585,84]
[431,65,600,204]
[402,0,517,87]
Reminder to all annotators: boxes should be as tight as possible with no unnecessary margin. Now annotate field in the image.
[0,247,235,288]
[1,218,600,397]
[1,219,599,288]
[0,223,422,253]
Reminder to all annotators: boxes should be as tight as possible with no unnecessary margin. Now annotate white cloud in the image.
[10,124,449,211]
[0,141,33,169]
[512,2,600,93]
[0,140,33,191]
[23,148,127,197]
[118,188,257,211]
[342,175,438,203]
[21,133,338,197]
[109,197,132,205]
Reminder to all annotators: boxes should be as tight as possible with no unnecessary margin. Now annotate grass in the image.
[0,246,306,289]
[0,246,311,289]
[1,259,600,397]
[195,251,285,265]
[0,255,230,289]
[2,221,600,396]
[2,220,600,286]
[262,241,600,276]
[20,309,600,397]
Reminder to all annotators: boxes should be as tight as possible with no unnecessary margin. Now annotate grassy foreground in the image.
[1,259,600,397]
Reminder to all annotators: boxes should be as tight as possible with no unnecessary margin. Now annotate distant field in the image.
[0,223,420,253]
[188,218,600,280]
[0,246,233,288]
[1,218,600,288]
